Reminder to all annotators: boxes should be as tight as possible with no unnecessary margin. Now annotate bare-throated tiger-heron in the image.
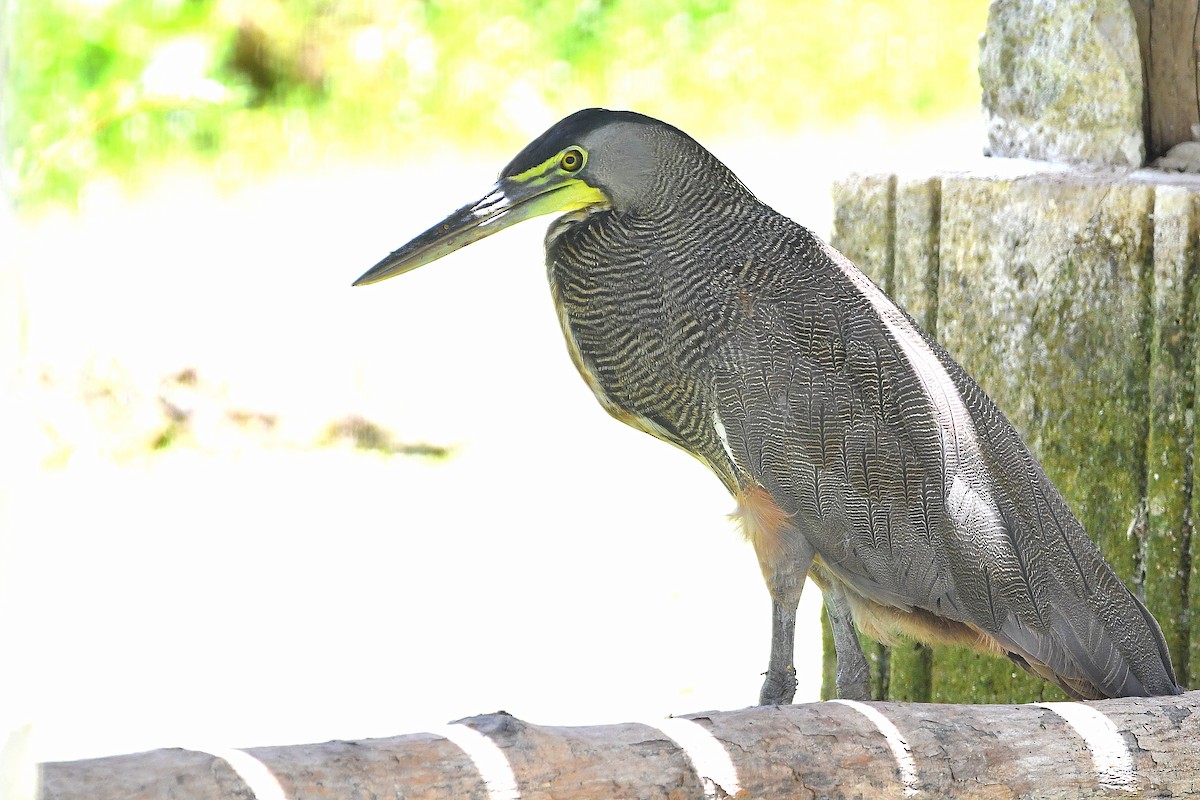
[354,108,1182,703]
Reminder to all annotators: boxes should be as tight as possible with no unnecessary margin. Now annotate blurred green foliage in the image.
[4,0,987,210]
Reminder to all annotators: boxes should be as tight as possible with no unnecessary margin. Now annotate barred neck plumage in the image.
[630,129,755,219]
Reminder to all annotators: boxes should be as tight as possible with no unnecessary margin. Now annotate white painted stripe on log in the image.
[431,723,521,800]
[1033,702,1137,792]
[830,699,920,796]
[643,716,741,798]
[186,746,290,800]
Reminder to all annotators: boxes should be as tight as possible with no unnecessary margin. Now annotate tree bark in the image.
[1129,0,1200,160]
[40,692,1200,800]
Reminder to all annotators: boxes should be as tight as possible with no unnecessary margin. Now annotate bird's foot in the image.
[758,665,797,706]
[835,662,872,701]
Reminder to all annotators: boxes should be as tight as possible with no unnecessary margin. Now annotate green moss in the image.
[1145,186,1198,686]
[1190,496,1200,688]
[820,600,836,700]
[930,645,1068,704]
[887,641,932,702]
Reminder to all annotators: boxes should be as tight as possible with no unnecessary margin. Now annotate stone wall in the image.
[825,163,1200,702]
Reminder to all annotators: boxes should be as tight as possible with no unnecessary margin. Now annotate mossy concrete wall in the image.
[979,0,1144,167]
[825,163,1200,702]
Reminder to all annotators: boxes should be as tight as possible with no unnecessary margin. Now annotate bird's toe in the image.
[758,666,798,706]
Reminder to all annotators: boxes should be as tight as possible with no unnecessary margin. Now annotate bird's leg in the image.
[756,533,814,706]
[825,582,872,701]
[738,483,813,706]
[759,594,800,705]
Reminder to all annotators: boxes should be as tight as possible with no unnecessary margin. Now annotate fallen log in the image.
[40,691,1200,799]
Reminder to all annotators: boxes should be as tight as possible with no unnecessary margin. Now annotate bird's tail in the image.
[997,568,1182,700]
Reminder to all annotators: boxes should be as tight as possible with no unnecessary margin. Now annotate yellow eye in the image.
[560,148,584,172]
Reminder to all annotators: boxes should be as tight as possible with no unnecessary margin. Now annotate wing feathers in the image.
[715,226,1180,698]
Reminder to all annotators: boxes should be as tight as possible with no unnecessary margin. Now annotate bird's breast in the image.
[544,211,738,484]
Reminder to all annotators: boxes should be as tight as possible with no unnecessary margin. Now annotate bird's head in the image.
[353,108,717,286]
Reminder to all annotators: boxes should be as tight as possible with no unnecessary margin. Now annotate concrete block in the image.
[1147,185,1197,681]
[939,172,1155,582]
[892,177,942,335]
[824,164,1200,700]
[830,174,895,294]
[979,0,1145,167]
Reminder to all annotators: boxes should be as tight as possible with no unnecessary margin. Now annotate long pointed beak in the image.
[353,176,604,286]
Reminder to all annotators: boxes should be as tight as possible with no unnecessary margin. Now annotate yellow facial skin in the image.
[353,147,608,287]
